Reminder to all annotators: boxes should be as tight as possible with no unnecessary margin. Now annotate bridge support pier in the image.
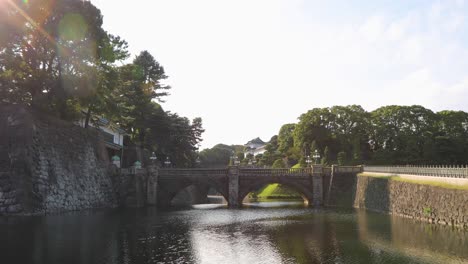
[135,173,146,208]
[228,166,240,208]
[312,165,323,207]
[147,166,158,206]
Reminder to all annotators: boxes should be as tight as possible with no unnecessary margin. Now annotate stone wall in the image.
[354,175,468,228]
[0,104,118,214]
[322,172,357,207]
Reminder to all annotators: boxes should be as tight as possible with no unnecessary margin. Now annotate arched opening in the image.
[241,182,312,207]
[170,184,228,208]
[206,187,228,205]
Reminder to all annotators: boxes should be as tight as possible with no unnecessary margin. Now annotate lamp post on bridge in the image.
[164,157,171,168]
[195,143,201,167]
[149,152,158,167]
[306,155,312,167]
[313,150,321,165]
[231,153,240,166]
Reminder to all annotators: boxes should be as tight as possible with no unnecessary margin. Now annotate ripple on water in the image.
[0,204,467,264]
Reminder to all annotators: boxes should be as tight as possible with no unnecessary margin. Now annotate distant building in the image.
[244,137,267,157]
[77,114,126,167]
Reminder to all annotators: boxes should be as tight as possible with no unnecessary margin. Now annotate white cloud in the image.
[359,15,386,42]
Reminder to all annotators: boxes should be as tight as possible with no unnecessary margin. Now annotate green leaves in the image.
[273,104,468,166]
[0,0,126,120]
[1,0,203,167]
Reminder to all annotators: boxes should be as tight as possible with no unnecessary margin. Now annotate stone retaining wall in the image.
[0,104,118,214]
[323,172,357,207]
[354,175,468,228]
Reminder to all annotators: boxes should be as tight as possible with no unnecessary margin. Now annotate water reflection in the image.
[243,201,307,208]
[0,205,466,264]
[357,210,468,263]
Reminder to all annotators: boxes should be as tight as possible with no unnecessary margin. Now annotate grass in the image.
[291,163,302,169]
[257,183,279,197]
[358,173,468,190]
[254,183,303,198]
[423,207,432,216]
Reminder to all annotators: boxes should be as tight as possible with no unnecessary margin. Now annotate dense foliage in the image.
[200,104,468,168]
[261,105,468,166]
[198,144,244,168]
[0,0,203,167]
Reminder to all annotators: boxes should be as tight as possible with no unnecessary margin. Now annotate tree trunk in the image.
[56,57,67,119]
[135,142,143,165]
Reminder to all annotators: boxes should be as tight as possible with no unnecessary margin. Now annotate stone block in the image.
[7,204,22,213]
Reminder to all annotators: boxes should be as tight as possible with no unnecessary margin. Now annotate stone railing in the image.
[335,166,363,173]
[363,165,468,178]
[120,167,147,175]
[158,168,228,178]
[120,166,364,177]
[239,167,314,177]
[322,166,362,176]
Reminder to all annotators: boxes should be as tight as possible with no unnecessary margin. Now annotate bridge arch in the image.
[157,178,229,207]
[238,178,314,206]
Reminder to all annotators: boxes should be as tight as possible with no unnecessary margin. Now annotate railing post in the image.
[325,165,335,205]
[228,166,240,208]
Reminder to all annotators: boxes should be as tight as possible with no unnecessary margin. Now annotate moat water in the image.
[0,202,467,264]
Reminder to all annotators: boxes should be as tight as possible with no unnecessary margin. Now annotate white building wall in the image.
[244,147,266,157]
[76,119,124,147]
[99,126,122,145]
[253,148,266,156]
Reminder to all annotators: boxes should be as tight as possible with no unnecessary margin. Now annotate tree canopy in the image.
[0,0,204,167]
[259,105,468,167]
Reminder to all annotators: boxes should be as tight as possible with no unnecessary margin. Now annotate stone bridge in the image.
[119,165,363,208]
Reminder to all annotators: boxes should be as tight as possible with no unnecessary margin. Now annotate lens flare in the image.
[22,0,29,4]
[6,0,56,47]
[58,13,88,41]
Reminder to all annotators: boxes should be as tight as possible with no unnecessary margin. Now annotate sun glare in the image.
[5,0,57,49]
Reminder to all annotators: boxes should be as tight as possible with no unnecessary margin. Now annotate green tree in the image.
[0,0,125,119]
[337,151,346,165]
[271,104,468,166]
[297,156,306,168]
[321,146,330,165]
[434,110,468,164]
[272,159,287,168]
[259,135,282,167]
[265,135,279,152]
[370,105,437,164]
[278,124,296,153]
[155,113,203,167]
[199,144,237,168]
[330,105,370,162]
[81,35,129,128]
[117,51,170,143]
[294,108,334,156]
[310,140,318,155]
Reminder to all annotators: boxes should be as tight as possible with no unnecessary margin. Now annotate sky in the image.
[91,0,468,149]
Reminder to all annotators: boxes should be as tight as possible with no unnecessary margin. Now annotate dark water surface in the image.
[0,202,467,264]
